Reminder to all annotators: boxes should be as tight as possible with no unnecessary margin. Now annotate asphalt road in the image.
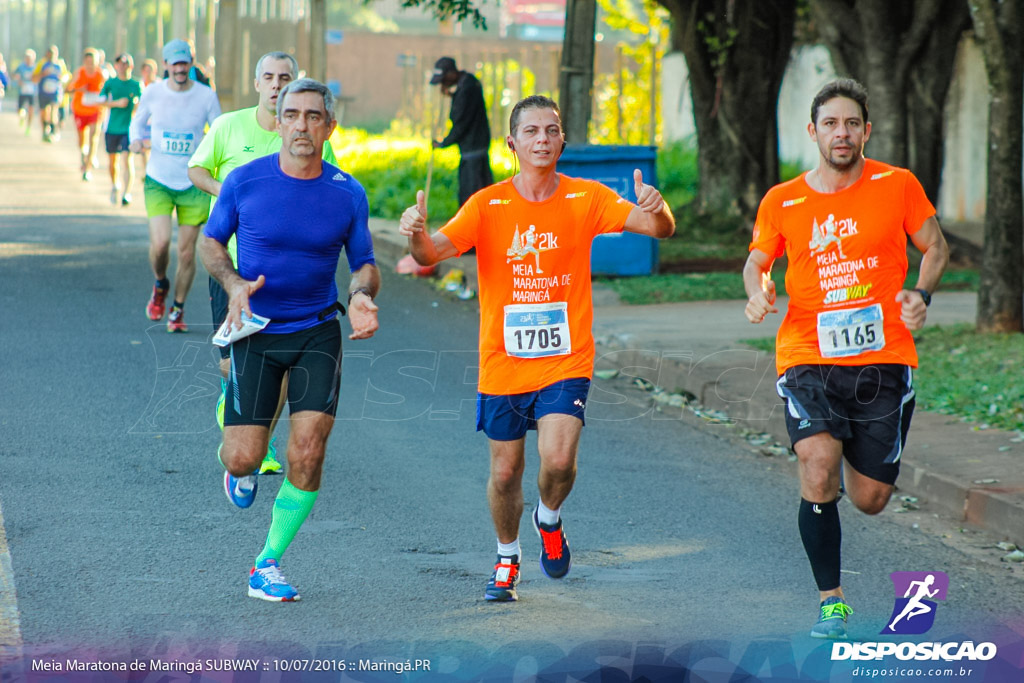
[2,206,1023,681]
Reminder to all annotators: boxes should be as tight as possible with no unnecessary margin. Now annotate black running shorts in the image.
[776,364,915,485]
[225,319,342,427]
[209,276,230,359]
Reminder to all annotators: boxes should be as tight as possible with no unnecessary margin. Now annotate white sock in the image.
[497,539,521,559]
[536,500,560,526]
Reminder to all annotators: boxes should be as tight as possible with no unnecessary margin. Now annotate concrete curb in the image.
[593,344,1024,544]
[368,218,1024,546]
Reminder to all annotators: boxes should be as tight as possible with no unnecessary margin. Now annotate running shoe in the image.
[248,558,300,602]
[146,285,167,320]
[167,307,188,333]
[810,596,853,639]
[484,555,520,602]
[223,470,258,508]
[259,437,283,475]
[110,187,119,204]
[82,171,91,182]
[533,509,571,578]
[121,193,132,206]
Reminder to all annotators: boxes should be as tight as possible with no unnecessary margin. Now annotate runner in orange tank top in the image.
[743,78,949,639]
[399,95,675,602]
[67,48,106,179]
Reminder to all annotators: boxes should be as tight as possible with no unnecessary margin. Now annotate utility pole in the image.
[309,0,326,82]
[156,0,164,56]
[115,0,126,54]
[77,0,88,55]
[215,0,238,111]
[46,0,55,46]
[557,0,597,143]
[135,0,147,57]
[171,0,185,41]
[2,0,9,59]
[62,0,73,55]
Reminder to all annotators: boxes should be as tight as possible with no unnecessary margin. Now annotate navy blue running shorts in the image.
[776,364,915,485]
[476,377,591,441]
[225,319,342,427]
[105,132,130,154]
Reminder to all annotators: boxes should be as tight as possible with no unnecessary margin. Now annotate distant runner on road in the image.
[129,39,221,333]
[67,48,106,181]
[399,94,675,602]
[13,49,37,136]
[99,52,142,206]
[33,45,67,143]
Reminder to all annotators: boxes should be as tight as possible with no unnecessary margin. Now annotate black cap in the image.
[430,56,457,84]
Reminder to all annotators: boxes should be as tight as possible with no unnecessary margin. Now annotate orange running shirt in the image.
[70,67,105,116]
[750,158,936,374]
[441,174,635,395]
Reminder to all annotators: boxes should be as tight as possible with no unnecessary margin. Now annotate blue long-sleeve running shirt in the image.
[204,154,375,334]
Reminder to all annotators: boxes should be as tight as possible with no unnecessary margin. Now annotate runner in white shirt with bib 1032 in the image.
[129,38,221,334]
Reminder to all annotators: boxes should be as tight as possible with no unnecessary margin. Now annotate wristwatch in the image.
[915,288,932,307]
[347,287,373,304]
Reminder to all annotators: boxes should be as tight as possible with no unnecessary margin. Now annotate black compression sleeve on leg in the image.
[798,498,842,591]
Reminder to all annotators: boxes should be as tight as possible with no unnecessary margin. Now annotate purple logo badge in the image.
[881,571,949,635]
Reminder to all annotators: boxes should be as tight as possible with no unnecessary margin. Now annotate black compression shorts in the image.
[225,319,342,427]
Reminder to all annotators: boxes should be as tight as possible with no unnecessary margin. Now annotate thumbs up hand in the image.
[633,168,665,213]
[399,190,428,237]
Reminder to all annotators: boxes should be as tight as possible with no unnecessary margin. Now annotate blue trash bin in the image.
[556,144,659,276]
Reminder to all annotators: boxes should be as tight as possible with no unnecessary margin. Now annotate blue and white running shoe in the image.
[533,509,571,578]
[224,470,258,508]
[248,558,300,602]
[810,596,852,639]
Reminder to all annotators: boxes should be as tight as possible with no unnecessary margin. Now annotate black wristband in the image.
[915,288,932,307]
[347,287,373,304]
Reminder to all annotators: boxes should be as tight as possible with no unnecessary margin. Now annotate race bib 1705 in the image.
[503,302,571,359]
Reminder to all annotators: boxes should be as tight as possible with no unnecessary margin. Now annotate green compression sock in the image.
[256,478,319,565]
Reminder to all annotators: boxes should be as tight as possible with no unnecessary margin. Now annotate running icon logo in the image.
[881,571,949,635]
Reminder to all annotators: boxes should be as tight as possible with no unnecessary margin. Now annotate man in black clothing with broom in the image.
[430,56,493,206]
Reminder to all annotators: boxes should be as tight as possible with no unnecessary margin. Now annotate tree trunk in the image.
[62,0,73,56]
[811,0,966,202]
[115,0,126,55]
[559,0,597,143]
[661,0,797,225]
[907,1,970,203]
[969,0,1023,333]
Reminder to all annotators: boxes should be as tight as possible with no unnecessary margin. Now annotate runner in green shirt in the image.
[99,53,143,205]
[188,50,339,476]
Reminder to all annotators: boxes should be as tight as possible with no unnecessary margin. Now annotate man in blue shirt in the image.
[199,79,380,602]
